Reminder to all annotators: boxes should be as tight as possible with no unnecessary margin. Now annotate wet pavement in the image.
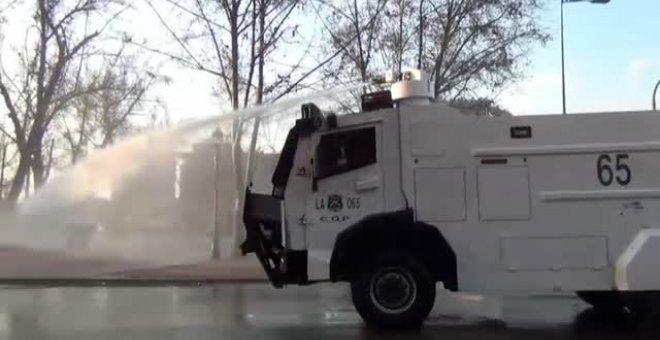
[0,283,650,339]
[0,247,265,281]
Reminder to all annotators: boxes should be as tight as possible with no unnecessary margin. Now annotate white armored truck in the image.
[241,69,660,328]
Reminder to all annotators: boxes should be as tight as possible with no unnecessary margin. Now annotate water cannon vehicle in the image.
[242,68,660,328]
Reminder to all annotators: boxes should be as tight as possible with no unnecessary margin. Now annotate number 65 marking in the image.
[597,154,631,186]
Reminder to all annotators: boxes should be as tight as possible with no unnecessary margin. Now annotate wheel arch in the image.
[329,209,458,291]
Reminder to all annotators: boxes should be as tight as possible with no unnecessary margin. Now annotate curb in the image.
[0,278,270,287]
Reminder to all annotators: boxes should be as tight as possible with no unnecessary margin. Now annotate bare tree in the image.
[0,0,128,201]
[142,0,360,248]
[62,88,92,164]
[320,0,548,103]
[140,0,408,254]
[0,135,8,199]
[450,97,511,116]
[316,0,389,83]
[0,0,18,18]
[139,0,307,194]
[423,0,549,100]
[381,0,417,74]
[96,71,152,148]
[61,60,160,165]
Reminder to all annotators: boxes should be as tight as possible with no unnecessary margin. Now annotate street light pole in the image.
[560,0,610,115]
[653,79,660,111]
[561,1,567,115]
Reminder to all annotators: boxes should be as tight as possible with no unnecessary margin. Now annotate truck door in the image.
[305,124,383,273]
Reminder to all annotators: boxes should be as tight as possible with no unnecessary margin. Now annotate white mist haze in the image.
[0,84,366,268]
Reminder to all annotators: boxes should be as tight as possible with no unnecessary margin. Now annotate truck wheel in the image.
[624,292,660,334]
[576,291,624,311]
[351,251,435,329]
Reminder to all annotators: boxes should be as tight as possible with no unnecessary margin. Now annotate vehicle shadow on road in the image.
[571,307,660,339]
[571,308,637,338]
[355,309,646,340]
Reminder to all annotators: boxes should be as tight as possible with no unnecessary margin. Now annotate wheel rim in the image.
[369,266,417,314]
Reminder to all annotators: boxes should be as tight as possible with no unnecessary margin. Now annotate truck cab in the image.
[242,69,660,328]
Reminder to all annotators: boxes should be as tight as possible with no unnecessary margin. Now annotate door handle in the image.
[355,176,380,192]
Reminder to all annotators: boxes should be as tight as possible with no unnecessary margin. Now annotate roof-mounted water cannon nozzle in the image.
[390,69,434,106]
[385,70,399,84]
[362,69,433,112]
[370,70,404,85]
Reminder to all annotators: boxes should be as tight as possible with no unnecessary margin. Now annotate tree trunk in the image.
[236,0,266,255]
[397,0,404,74]
[229,0,244,256]
[352,0,367,82]
[257,0,265,105]
[0,143,6,199]
[30,137,46,188]
[230,0,243,195]
[44,140,55,180]
[230,1,240,110]
[7,153,30,201]
[212,144,221,259]
[71,146,80,164]
[24,166,31,198]
[417,0,425,69]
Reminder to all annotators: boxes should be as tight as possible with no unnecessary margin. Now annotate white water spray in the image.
[19,83,366,219]
[0,83,369,270]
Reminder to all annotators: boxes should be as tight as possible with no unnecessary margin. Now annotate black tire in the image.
[350,251,435,329]
[576,291,624,311]
[621,292,660,335]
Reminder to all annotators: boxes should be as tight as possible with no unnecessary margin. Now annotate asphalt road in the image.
[0,283,651,340]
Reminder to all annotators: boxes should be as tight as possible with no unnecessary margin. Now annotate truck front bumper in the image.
[242,192,307,287]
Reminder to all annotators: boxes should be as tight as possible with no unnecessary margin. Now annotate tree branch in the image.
[145,0,205,70]
[0,77,24,145]
[195,0,233,97]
